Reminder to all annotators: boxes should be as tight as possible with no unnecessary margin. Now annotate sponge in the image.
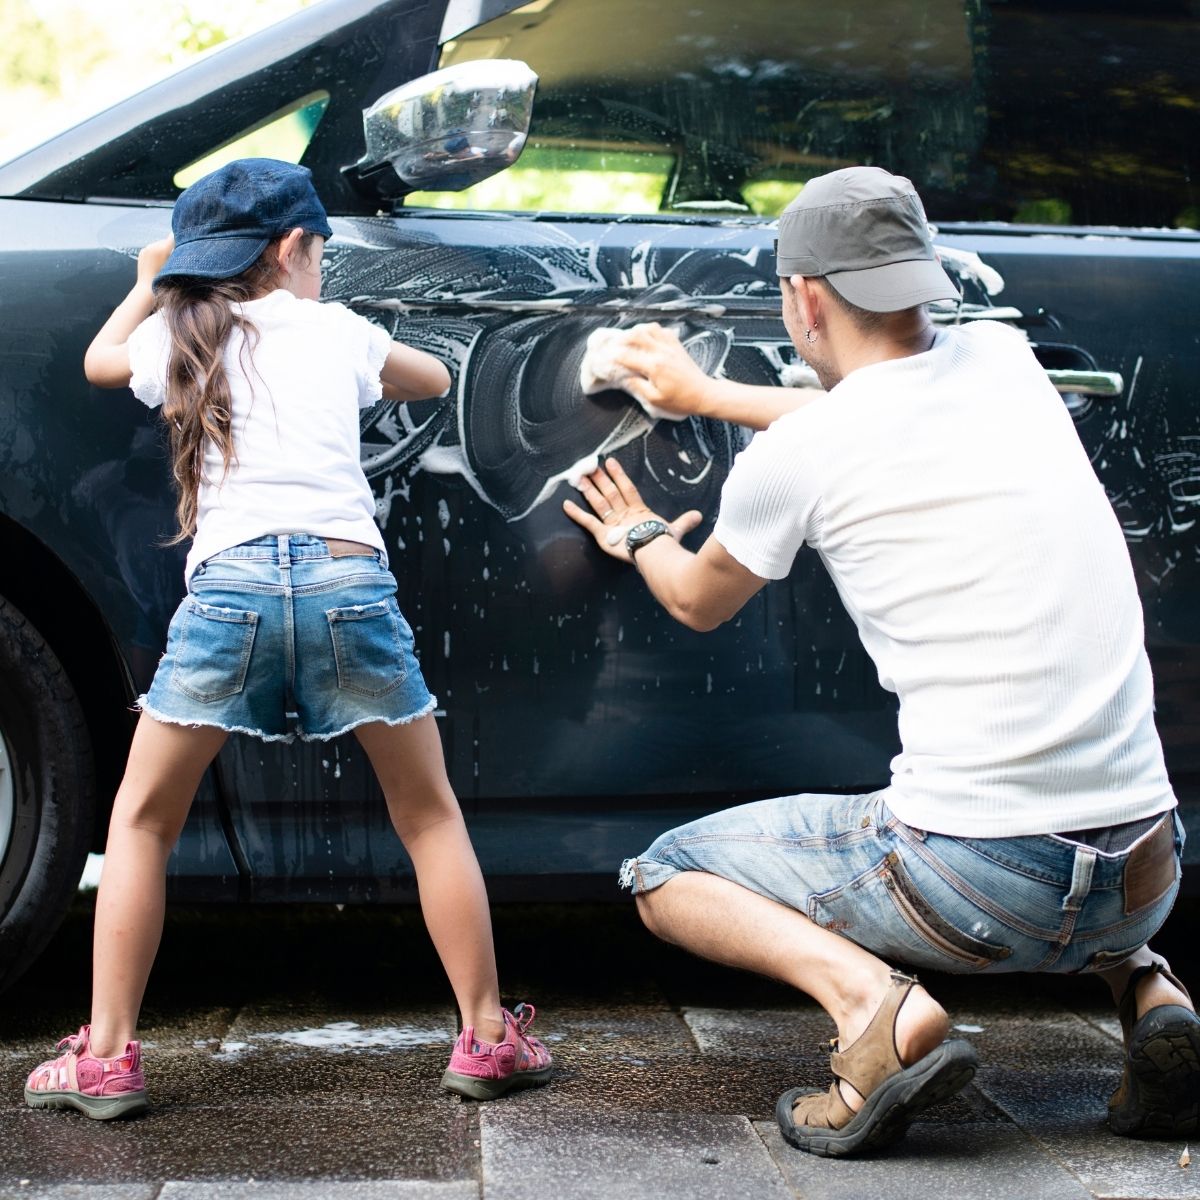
[579,326,685,422]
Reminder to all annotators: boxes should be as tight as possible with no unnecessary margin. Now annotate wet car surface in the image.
[0,0,1197,985]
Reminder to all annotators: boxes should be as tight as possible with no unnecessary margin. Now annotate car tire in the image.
[0,594,94,992]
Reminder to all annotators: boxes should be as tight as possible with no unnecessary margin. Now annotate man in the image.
[563,166,1198,1158]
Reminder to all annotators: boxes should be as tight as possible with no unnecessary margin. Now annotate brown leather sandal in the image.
[1109,961,1200,1137]
[775,970,978,1157]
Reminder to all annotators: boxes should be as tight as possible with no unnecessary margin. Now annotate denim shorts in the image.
[139,534,436,742]
[622,791,1183,975]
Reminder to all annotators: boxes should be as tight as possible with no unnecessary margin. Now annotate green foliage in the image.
[1012,198,1073,225]
[0,0,313,154]
[0,0,57,91]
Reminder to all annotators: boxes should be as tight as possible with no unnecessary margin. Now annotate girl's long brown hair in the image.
[156,233,315,543]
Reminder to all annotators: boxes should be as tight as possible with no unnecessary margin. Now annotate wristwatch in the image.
[625,518,673,560]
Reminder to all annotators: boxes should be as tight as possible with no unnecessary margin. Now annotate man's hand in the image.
[563,457,702,563]
[135,236,174,292]
[608,323,716,419]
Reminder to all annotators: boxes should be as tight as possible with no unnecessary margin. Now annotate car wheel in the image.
[0,595,95,992]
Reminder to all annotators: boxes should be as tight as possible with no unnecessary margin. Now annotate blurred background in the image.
[0,0,314,163]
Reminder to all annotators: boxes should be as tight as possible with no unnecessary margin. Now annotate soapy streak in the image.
[324,229,1010,524]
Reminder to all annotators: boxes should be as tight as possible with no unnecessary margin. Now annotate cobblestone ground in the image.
[2,898,1199,1199]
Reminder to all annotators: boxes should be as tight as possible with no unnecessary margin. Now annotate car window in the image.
[408,0,1199,227]
[174,92,329,189]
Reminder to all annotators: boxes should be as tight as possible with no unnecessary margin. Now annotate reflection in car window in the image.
[174,92,329,189]
[408,0,1198,227]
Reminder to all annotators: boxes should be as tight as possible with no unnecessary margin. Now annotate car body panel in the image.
[0,0,1196,901]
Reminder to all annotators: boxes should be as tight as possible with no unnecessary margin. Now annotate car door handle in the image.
[1044,369,1123,398]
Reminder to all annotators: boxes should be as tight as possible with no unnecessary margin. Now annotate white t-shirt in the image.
[128,290,393,583]
[713,320,1175,838]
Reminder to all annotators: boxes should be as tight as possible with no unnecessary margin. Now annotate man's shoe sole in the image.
[776,1038,978,1158]
[1110,1005,1200,1138]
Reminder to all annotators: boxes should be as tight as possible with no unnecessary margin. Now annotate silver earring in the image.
[804,327,816,345]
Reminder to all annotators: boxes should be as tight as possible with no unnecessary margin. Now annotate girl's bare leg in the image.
[355,716,505,1044]
[88,714,227,1058]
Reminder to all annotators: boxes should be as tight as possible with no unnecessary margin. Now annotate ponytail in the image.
[155,233,315,543]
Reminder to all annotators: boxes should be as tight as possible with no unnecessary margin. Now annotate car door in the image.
[368,0,1199,850]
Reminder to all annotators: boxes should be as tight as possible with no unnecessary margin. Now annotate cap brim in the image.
[824,258,960,313]
[153,234,271,290]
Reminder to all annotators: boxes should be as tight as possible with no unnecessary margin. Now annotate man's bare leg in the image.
[636,870,950,1111]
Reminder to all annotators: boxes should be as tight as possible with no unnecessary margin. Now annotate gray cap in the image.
[775,166,959,312]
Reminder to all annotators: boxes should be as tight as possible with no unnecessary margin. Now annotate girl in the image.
[23,157,551,1118]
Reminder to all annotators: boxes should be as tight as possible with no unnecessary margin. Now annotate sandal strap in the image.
[830,970,917,1101]
[791,1080,857,1131]
[1117,961,1193,1043]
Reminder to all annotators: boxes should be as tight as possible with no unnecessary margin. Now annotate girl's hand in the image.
[135,235,174,290]
[609,323,714,419]
[563,456,702,563]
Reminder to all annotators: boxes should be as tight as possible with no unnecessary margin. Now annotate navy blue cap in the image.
[155,158,333,288]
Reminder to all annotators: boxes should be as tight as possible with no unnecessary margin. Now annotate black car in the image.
[1,0,1197,989]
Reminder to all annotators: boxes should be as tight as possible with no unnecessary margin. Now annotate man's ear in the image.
[790,274,821,331]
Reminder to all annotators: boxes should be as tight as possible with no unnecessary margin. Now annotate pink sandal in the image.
[24,1025,148,1120]
[441,1003,553,1100]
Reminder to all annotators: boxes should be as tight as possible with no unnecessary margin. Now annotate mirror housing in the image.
[346,59,537,200]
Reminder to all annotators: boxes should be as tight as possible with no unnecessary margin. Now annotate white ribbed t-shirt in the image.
[713,320,1175,838]
[128,290,393,584]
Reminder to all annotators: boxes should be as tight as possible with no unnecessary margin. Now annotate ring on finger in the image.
[600,508,616,522]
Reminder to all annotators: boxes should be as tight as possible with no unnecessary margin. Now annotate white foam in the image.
[780,362,823,389]
[566,454,600,488]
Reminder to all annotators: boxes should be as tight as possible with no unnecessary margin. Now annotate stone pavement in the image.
[2,901,1199,1200]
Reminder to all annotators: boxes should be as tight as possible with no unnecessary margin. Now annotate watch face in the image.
[626,519,669,554]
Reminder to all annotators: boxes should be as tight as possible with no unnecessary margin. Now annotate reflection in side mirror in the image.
[352,59,538,196]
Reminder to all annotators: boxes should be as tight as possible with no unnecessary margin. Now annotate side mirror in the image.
[346,59,538,199]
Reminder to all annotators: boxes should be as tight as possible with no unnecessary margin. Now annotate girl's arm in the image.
[83,237,174,388]
[380,343,452,403]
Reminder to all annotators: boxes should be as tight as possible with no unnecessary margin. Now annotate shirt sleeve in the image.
[126,313,171,409]
[323,302,395,409]
[712,420,822,580]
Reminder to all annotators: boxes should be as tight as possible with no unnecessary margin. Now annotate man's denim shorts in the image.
[139,534,436,742]
[622,791,1182,974]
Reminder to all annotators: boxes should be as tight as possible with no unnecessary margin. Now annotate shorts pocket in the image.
[880,852,1012,970]
[327,599,409,698]
[171,599,258,703]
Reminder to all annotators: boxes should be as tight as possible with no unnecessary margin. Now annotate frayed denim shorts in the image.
[622,791,1182,975]
[139,534,436,742]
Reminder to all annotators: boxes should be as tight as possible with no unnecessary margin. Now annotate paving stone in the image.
[159,1183,479,1199]
[0,1188,160,1199]
[0,1099,478,1186]
[221,1001,458,1053]
[975,1066,1200,1199]
[534,1001,696,1059]
[0,1001,238,1057]
[755,1119,1095,1199]
[682,1005,832,1059]
[1,1042,460,1108]
[944,1008,1125,1074]
[480,1110,791,1200]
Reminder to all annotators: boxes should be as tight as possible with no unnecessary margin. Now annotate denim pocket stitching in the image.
[890,823,1066,941]
[881,852,1011,969]
[327,600,407,698]
[172,600,258,703]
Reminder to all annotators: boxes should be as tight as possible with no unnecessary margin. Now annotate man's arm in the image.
[611,322,816,432]
[563,457,767,631]
[83,237,173,388]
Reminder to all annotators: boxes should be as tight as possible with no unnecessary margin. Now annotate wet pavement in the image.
[3,898,1200,1199]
